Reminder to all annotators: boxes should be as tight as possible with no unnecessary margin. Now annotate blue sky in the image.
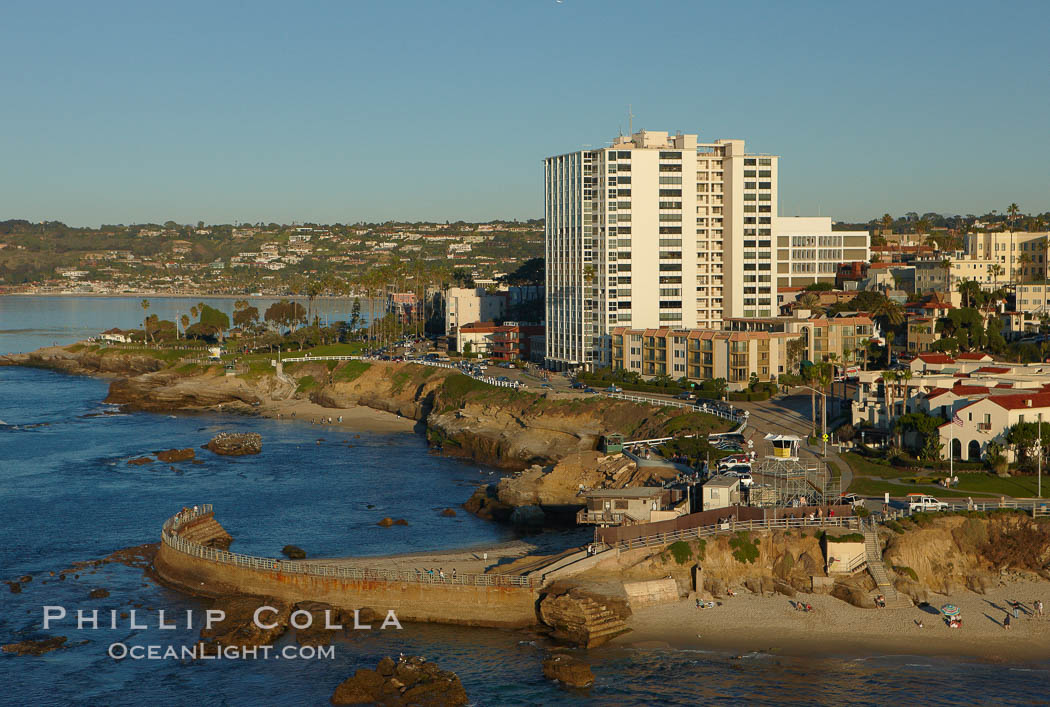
[2,0,1047,226]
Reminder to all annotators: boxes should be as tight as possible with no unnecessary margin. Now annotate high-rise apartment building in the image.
[544,129,780,369]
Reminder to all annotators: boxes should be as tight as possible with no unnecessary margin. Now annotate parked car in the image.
[583,387,597,394]
[841,493,865,507]
[541,383,553,389]
[907,494,948,512]
[736,473,754,489]
[570,381,585,389]
[675,392,695,400]
[605,385,623,393]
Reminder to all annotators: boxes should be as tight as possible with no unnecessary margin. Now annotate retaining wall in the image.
[153,508,539,629]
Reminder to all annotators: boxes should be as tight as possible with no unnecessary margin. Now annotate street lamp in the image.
[798,385,828,456]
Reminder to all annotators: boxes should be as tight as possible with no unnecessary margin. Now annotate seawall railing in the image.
[612,515,858,551]
[161,505,535,589]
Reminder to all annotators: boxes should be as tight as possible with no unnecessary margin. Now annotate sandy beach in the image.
[257,397,418,434]
[619,581,1050,662]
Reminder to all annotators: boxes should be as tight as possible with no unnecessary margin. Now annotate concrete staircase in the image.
[575,596,630,647]
[863,525,911,609]
[539,592,630,648]
[177,513,233,550]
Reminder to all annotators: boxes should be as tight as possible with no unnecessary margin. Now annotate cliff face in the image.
[882,512,1050,597]
[4,346,730,472]
[1,346,165,377]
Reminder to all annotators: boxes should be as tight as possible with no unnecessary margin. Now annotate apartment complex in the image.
[610,326,799,390]
[723,312,876,367]
[962,231,1050,286]
[774,216,869,288]
[544,128,869,370]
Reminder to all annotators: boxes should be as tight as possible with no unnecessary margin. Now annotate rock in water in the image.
[542,654,595,688]
[441,508,457,517]
[377,517,394,527]
[204,432,262,456]
[330,655,468,705]
[2,636,67,656]
[199,596,290,652]
[157,448,196,462]
[127,457,154,466]
[282,545,307,560]
[88,588,110,599]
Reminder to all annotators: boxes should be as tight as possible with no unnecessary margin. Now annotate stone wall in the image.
[154,542,539,629]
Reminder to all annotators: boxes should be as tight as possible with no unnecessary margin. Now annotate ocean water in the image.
[1,297,1048,705]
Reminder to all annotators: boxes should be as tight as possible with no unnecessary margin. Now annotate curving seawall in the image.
[153,506,540,629]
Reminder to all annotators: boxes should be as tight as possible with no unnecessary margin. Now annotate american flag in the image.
[953,414,964,427]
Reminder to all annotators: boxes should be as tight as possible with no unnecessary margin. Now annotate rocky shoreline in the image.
[1,342,728,492]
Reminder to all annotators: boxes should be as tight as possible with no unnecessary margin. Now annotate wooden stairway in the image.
[863,525,911,609]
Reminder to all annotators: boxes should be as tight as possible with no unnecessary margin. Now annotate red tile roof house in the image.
[938,393,1050,462]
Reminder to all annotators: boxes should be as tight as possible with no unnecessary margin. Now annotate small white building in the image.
[701,476,740,512]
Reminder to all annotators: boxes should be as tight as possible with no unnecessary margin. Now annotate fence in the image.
[161,506,535,589]
[277,355,523,390]
[609,514,858,551]
[604,391,747,424]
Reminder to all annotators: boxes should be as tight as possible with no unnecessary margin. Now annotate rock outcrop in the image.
[538,587,631,648]
[205,432,262,456]
[282,545,307,560]
[199,596,290,651]
[2,636,67,656]
[157,448,195,462]
[541,653,595,688]
[330,655,468,706]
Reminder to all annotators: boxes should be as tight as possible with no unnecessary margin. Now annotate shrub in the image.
[892,565,919,582]
[296,375,318,394]
[668,541,693,565]
[885,520,905,534]
[694,538,707,561]
[855,506,871,518]
[826,532,865,543]
[729,532,760,564]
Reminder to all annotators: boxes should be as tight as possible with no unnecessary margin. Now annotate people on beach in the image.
[1037,600,1045,617]
[1004,613,1011,630]
[1013,602,1021,619]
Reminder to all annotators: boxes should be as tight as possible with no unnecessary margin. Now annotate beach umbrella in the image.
[940,604,960,617]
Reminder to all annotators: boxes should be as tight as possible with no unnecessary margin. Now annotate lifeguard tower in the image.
[754,433,839,508]
[599,433,624,454]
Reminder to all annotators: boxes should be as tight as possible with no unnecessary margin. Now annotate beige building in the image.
[1016,281,1050,315]
[544,129,780,369]
[963,231,1050,285]
[444,287,506,336]
[610,326,800,390]
[906,315,939,353]
[723,312,875,368]
[774,216,869,288]
[939,393,1050,462]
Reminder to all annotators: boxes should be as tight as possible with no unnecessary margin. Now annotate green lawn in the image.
[846,477,973,498]
[303,342,366,357]
[841,452,910,479]
[954,473,1049,499]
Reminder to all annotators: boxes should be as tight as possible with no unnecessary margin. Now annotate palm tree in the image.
[881,213,893,234]
[915,218,931,245]
[814,362,834,430]
[872,298,904,365]
[140,299,151,344]
[882,369,898,430]
[1008,202,1020,224]
[1018,253,1032,284]
[180,314,190,339]
[802,365,818,437]
[797,292,822,312]
[898,368,913,417]
[988,263,1004,291]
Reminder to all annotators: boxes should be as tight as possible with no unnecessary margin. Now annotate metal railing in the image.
[277,355,524,390]
[612,515,858,551]
[603,391,747,423]
[161,506,535,589]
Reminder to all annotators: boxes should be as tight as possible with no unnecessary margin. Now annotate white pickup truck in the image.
[907,494,949,512]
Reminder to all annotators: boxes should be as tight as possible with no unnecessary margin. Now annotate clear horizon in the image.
[2,0,1047,227]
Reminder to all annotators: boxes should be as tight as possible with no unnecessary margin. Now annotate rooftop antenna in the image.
[628,105,634,135]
